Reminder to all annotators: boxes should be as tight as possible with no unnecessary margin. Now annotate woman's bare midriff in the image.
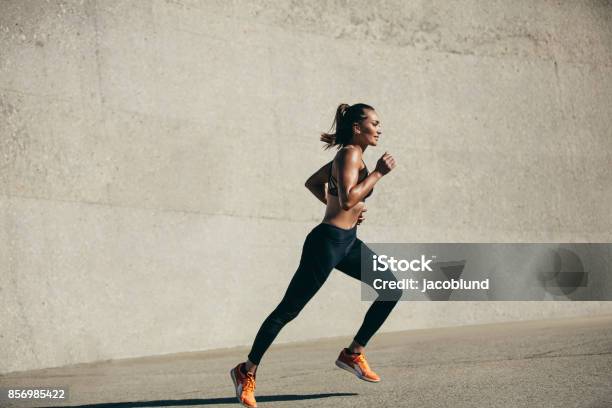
[322,195,365,230]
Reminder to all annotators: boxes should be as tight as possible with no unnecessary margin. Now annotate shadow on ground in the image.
[50,392,359,407]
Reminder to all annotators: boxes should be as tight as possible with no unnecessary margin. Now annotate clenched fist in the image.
[375,152,396,175]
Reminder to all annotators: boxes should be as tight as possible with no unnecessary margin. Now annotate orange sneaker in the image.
[335,348,381,382]
[230,363,257,408]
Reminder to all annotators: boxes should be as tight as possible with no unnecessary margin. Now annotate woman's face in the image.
[355,109,382,146]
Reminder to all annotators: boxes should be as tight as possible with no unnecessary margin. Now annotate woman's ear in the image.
[352,122,361,136]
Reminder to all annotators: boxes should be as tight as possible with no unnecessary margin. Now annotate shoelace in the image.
[355,354,371,373]
[243,374,256,393]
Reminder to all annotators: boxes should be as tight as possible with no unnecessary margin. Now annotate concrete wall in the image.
[1,0,611,374]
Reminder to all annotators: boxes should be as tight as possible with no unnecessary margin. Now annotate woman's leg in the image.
[246,225,351,367]
[335,238,402,349]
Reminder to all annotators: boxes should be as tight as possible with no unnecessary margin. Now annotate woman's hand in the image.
[305,161,333,205]
[357,206,367,225]
[375,152,396,175]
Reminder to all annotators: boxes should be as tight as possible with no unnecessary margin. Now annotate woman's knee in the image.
[270,302,302,325]
[377,287,402,302]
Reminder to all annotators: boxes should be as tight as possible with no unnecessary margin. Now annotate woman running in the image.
[230,103,401,408]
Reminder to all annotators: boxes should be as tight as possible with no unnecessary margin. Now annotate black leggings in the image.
[247,222,402,365]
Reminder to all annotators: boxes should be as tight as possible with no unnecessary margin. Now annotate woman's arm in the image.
[336,148,382,210]
[305,161,333,205]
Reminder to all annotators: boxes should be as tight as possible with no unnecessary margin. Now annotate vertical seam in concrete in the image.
[551,59,564,233]
[88,0,111,205]
[149,1,160,123]
[90,0,105,111]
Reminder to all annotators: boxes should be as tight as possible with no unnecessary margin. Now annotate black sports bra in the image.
[328,160,374,201]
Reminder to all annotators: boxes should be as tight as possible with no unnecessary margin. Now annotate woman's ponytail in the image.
[320,103,374,150]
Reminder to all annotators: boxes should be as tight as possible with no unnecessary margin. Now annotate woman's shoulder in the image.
[336,145,362,163]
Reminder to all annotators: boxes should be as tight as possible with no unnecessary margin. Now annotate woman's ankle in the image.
[244,360,258,374]
[348,340,365,354]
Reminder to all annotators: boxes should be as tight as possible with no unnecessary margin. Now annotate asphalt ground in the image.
[2,314,611,408]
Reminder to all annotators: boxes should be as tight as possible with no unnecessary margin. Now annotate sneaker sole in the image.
[335,360,380,383]
[230,368,257,408]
